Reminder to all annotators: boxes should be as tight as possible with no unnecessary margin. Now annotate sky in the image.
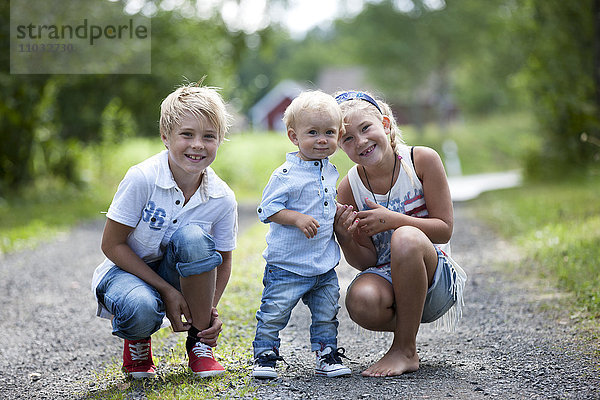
[217,0,445,37]
[222,0,365,38]
[121,0,446,38]
[121,0,366,38]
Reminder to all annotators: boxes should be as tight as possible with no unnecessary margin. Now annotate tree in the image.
[0,2,246,194]
[516,0,600,176]
[0,1,52,194]
[332,0,526,124]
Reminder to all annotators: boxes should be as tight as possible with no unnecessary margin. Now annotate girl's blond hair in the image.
[334,90,404,150]
[335,90,415,186]
[159,81,232,144]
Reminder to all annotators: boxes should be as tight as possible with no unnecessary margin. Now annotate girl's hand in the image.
[162,288,192,332]
[295,214,320,238]
[356,198,393,236]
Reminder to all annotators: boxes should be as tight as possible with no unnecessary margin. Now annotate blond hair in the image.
[283,90,344,135]
[334,90,404,150]
[159,82,232,144]
[335,90,415,186]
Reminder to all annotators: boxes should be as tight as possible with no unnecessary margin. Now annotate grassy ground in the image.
[400,112,539,175]
[0,138,160,254]
[471,175,600,320]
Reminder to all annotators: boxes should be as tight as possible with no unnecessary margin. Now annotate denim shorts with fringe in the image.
[351,245,467,331]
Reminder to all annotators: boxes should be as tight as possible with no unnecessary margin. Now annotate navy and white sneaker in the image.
[315,347,351,377]
[252,351,284,379]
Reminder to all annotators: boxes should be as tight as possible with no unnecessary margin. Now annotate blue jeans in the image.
[95,224,223,340]
[253,265,341,357]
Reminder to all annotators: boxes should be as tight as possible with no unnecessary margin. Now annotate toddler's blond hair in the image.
[283,90,344,135]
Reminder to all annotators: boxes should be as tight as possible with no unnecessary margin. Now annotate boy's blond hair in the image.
[283,90,344,135]
[160,82,232,144]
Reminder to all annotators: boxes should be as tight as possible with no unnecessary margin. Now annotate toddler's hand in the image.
[335,202,359,235]
[295,214,320,238]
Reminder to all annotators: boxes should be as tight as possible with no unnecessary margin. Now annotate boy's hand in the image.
[163,288,192,332]
[294,214,320,238]
[196,307,222,347]
[335,202,372,248]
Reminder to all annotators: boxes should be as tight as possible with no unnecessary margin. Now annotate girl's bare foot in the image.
[361,348,419,377]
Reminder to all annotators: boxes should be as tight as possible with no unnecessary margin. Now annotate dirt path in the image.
[0,203,598,399]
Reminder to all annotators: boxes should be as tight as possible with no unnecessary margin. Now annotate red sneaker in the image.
[122,338,156,379]
[188,341,225,377]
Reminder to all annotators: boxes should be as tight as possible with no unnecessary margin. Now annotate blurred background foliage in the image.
[1,0,599,320]
[1,0,599,196]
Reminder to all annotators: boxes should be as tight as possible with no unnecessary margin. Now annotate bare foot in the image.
[361,348,419,377]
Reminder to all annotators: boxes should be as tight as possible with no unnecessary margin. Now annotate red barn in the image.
[249,80,305,132]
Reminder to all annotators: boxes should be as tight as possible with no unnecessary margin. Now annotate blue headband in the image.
[335,91,382,114]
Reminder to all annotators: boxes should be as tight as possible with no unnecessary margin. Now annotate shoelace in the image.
[256,352,285,368]
[191,343,214,359]
[321,347,349,365]
[128,342,150,361]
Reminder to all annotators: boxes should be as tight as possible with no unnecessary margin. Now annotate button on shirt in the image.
[257,152,340,276]
[91,150,237,318]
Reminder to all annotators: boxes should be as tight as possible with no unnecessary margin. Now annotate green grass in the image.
[400,112,539,175]
[88,223,268,399]
[212,132,296,201]
[0,138,161,255]
[471,174,600,319]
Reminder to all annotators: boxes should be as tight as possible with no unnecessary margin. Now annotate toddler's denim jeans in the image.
[96,224,223,340]
[252,264,341,357]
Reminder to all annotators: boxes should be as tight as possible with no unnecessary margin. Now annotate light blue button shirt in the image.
[257,152,340,277]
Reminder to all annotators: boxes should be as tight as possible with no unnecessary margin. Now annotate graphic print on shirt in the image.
[142,201,167,230]
[400,188,428,217]
[365,187,427,218]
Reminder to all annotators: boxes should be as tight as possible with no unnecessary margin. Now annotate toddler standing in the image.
[252,90,351,379]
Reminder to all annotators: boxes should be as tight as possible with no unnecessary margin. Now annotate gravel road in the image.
[0,202,598,399]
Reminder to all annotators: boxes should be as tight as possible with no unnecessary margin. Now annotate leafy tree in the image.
[231,27,289,112]
[515,0,599,176]
[0,1,52,194]
[332,0,527,117]
[1,2,246,194]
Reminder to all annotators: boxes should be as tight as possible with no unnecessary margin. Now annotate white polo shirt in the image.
[91,150,237,318]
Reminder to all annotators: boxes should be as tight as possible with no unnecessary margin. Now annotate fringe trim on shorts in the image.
[351,324,392,340]
[348,254,467,335]
[432,254,467,332]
